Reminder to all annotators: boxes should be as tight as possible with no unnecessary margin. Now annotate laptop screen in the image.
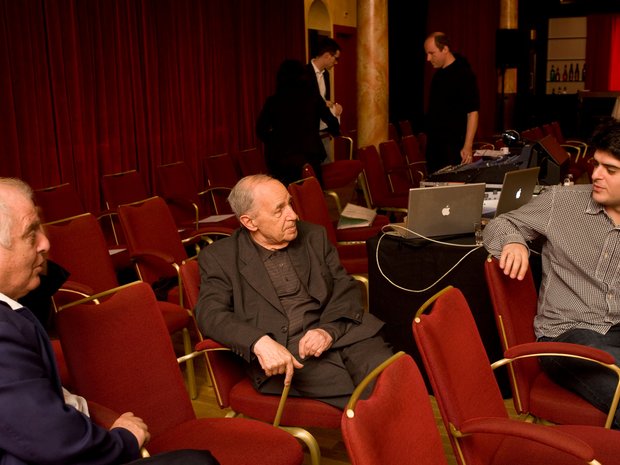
[406,183,486,238]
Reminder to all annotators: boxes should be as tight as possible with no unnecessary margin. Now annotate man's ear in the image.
[239,214,257,231]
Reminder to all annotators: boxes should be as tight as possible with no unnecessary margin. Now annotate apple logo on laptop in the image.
[441,204,451,216]
[515,188,522,199]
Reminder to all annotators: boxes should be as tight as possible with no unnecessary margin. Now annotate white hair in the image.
[0,178,34,248]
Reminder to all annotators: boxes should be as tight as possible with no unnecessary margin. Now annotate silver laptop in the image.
[404,183,486,239]
[487,167,540,218]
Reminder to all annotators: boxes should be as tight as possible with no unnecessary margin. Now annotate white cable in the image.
[374,224,483,293]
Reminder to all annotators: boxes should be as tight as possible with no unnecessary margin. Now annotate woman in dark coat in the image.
[256,59,340,186]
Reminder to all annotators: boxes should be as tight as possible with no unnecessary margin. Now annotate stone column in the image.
[356,0,389,148]
[499,0,518,131]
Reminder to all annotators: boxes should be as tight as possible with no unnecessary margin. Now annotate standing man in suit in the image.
[307,37,343,161]
[195,175,393,408]
[0,177,217,465]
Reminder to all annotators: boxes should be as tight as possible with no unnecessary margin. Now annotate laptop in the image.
[403,183,486,239]
[483,167,540,218]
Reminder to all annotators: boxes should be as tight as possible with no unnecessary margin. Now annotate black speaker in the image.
[496,29,525,68]
[528,134,570,185]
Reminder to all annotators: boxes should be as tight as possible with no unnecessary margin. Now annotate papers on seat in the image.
[337,203,377,229]
[199,214,236,223]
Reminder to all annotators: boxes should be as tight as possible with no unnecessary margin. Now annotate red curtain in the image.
[586,14,612,92]
[610,15,620,91]
[586,14,620,92]
[425,0,500,139]
[0,0,304,212]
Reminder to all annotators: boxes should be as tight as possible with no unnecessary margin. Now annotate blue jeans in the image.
[539,324,620,428]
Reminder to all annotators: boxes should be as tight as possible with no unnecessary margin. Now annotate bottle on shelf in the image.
[569,63,574,81]
[575,63,580,81]
[562,65,568,81]
[550,65,556,82]
[582,63,586,82]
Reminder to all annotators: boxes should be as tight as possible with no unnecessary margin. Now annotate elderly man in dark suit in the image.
[195,175,393,408]
[0,177,217,465]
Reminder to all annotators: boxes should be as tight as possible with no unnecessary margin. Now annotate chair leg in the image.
[281,426,321,465]
[182,328,197,399]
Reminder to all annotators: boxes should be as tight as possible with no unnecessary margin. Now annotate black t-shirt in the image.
[426,54,480,172]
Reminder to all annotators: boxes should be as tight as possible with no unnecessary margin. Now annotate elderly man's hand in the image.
[111,412,150,448]
[299,328,333,360]
[253,335,303,386]
[499,243,530,280]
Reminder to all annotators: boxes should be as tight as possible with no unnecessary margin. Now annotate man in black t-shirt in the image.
[424,32,480,174]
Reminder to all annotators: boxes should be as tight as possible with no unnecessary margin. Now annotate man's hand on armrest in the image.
[499,243,530,281]
[111,412,150,448]
[253,335,303,386]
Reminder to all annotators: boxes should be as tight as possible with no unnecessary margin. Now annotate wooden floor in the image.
[187,356,519,465]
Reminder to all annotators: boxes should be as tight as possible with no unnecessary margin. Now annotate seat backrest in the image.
[236,147,268,176]
[118,197,188,284]
[204,153,241,188]
[101,170,150,210]
[178,259,246,408]
[341,352,448,465]
[334,136,353,161]
[179,259,200,311]
[550,121,567,144]
[288,177,338,245]
[412,286,507,465]
[379,139,411,194]
[388,122,400,143]
[203,154,239,214]
[156,161,209,225]
[416,132,427,158]
[522,127,545,142]
[357,145,391,207]
[34,183,85,223]
[398,120,414,138]
[401,135,425,165]
[45,213,119,294]
[55,282,196,438]
[484,256,540,413]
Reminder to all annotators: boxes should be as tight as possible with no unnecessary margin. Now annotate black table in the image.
[367,232,511,395]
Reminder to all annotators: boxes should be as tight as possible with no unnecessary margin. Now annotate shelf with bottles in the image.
[546,81,584,95]
[547,62,586,84]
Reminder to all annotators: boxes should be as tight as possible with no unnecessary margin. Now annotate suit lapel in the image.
[238,230,285,314]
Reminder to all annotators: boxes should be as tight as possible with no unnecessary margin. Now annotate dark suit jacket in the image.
[195,222,384,389]
[0,300,139,465]
[256,85,339,184]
